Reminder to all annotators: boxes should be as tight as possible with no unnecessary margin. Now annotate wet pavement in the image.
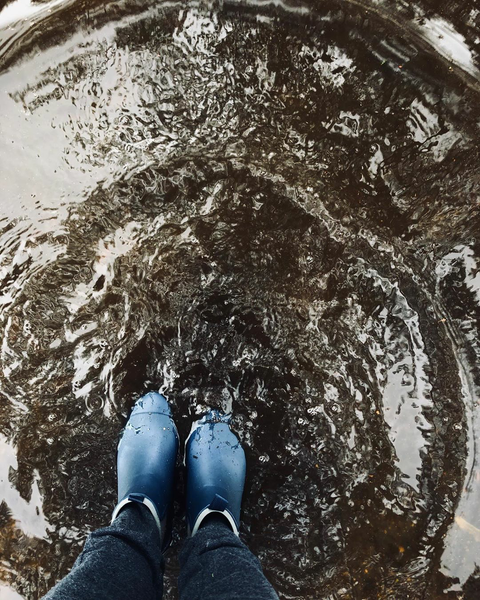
[1,0,480,598]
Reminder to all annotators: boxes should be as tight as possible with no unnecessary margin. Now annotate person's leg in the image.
[43,391,179,600]
[181,411,279,600]
[178,518,279,600]
[43,503,164,600]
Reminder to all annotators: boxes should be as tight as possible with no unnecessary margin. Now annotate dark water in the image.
[1,0,480,598]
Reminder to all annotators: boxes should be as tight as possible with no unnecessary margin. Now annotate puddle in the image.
[1,0,480,598]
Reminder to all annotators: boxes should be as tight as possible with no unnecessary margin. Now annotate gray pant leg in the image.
[43,504,164,600]
[178,523,279,600]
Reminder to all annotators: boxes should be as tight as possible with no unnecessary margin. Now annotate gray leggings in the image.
[42,505,279,600]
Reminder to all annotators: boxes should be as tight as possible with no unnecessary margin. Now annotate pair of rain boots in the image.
[111,392,246,551]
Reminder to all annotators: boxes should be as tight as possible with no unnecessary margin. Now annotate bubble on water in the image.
[85,396,104,413]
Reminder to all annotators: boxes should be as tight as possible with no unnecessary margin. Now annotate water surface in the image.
[1,0,480,598]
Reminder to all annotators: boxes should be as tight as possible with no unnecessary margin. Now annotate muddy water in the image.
[1,0,480,598]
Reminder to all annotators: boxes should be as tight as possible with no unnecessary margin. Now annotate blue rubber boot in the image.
[111,392,179,552]
[185,410,246,536]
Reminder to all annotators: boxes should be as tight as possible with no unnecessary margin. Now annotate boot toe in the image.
[132,391,172,416]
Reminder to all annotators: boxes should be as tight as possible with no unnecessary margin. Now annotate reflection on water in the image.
[1,0,480,598]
